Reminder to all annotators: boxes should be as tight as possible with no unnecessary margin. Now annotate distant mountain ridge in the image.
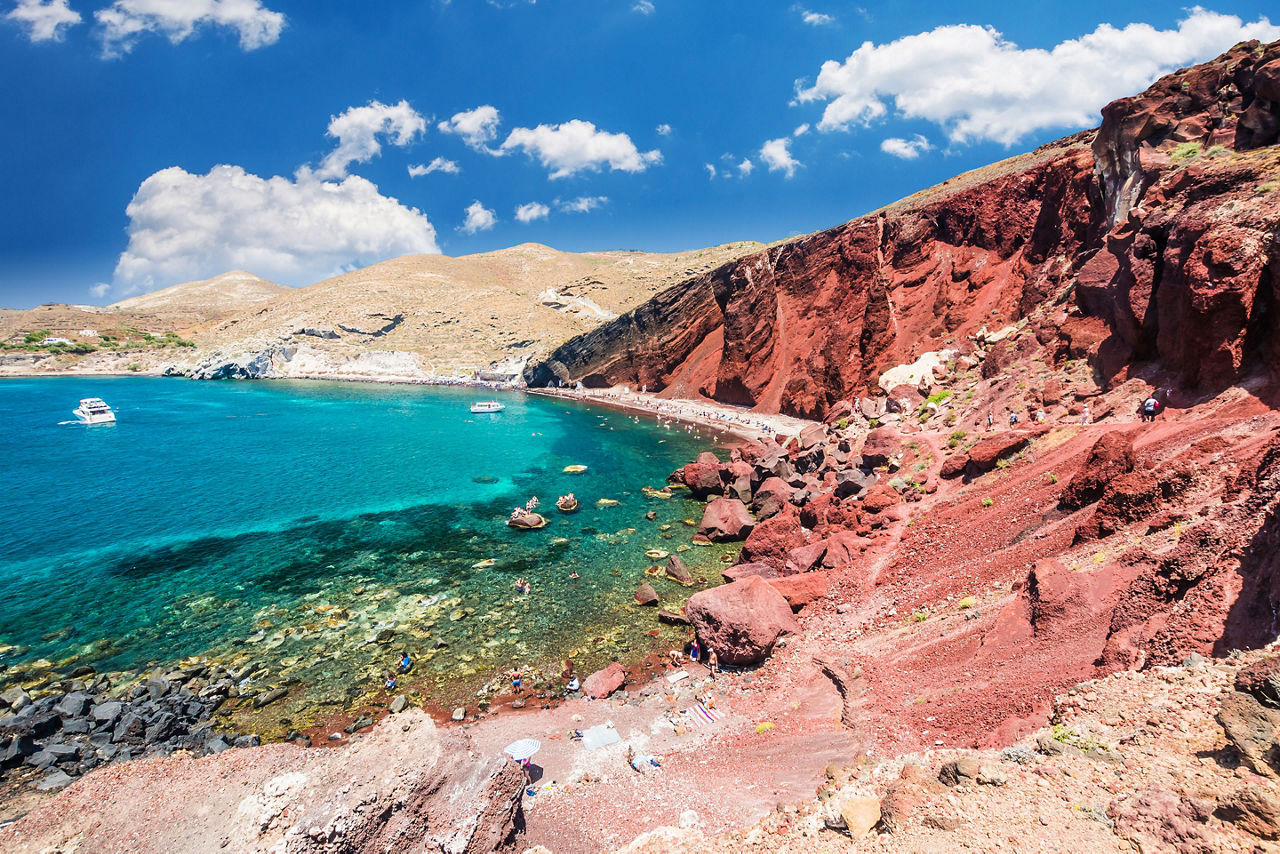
[110,271,289,316]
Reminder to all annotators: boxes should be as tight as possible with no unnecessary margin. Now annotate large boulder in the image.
[783,540,827,575]
[738,508,807,570]
[834,467,876,499]
[677,462,724,500]
[767,571,829,611]
[684,575,799,666]
[821,531,867,569]
[965,433,1031,474]
[722,460,755,503]
[859,427,900,468]
[582,662,627,699]
[750,477,794,520]
[697,497,755,542]
[722,562,778,583]
[1061,431,1136,509]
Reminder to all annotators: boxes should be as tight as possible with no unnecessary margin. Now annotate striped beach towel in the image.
[679,702,723,729]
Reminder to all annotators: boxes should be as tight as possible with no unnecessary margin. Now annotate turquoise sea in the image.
[0,378,734,725]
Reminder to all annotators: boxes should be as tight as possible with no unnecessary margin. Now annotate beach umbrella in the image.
[503,738,541,761]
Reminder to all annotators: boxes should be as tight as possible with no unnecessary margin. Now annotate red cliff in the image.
[529,40,1280,418]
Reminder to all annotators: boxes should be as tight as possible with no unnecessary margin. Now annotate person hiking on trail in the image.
[1081,404,1091,425]
[1141,396,1159,422]
[1009,410,1019,427]
[986,412,995,431]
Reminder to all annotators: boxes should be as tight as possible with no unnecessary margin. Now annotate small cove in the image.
[0,377,736,728]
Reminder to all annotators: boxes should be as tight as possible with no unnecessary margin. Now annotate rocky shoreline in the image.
[0,663,254,798]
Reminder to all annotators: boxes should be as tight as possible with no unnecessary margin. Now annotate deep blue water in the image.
[0,378,733,711]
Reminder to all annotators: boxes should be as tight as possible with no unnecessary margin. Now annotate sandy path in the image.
[462,656,861,853]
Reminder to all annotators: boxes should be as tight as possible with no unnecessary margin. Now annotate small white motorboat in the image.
[470,401,505,413]
[73,398,116,424]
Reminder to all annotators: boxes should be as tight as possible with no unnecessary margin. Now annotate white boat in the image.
[73,398,116,424]
[470,401,505,413]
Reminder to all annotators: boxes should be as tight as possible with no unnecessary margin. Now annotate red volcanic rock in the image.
[965,433,1032,473]
[697,497,755,542]
[739,508,807,569]
[783,540,827,576]
[800,492,861,532]
[1061,431,1135,509]
[823,400,854,426]
[634,583,659,606]
[939,452,969,480]
[736,441,770,465]
[722,460,755,502]
[821,530,867,569]
[861,483,900,514]
[581,662,626,699]
[684,575,799,665]
[860,427,900,468]
[677,462,724,500]
[767,570,829,611]
[797,423,827,449]
[695,451,720,466]
[750,476,794,520]
[1237,654,1280,708]
[722,562,778,583]
[1076,464,1195,541]
[664,554,694,585]
[1041,379,1062,406]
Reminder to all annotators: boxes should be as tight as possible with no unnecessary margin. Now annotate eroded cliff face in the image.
[529,40,1280,418]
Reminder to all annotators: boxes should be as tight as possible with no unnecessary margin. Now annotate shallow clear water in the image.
[0,378,734,717]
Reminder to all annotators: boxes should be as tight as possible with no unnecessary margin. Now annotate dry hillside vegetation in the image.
[196,242,761,375]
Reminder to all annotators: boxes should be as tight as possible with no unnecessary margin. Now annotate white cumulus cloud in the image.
[656,123,672,136]
[880,134,933,159]
[704,164,717,180]
[96,0,285,58]
[113,165,438,291]
[558,195,608,213]
[7,0,81,42]
[501,120,661,179]
[408,157,460,177]
[515,202,550,223]
[438,105,502,151]
[633,0,654,13]
[89,282,111,299]
[316,100,425,180]
[800,9,834,26]
[760,137,800,178]
[460,200,497,234]
[737,158,754,176]
[795,8,1280,146]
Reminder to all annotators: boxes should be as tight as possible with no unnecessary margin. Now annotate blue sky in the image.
[2,0,1277,308]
